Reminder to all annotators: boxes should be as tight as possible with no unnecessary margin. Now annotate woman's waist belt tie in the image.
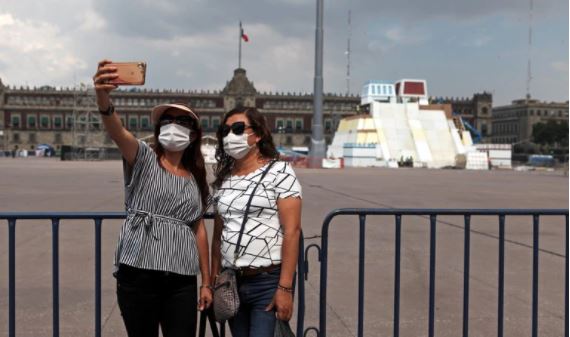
[127,208,190,240]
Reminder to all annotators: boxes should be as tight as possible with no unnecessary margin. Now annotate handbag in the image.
[274,320,295,337]
[198,308,221,337]
[212,268,239,322]
[213,160,277,322]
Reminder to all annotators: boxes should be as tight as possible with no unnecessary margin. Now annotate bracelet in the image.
[277,284,294,293]
[98,103,115,116]
[200,285,214,291]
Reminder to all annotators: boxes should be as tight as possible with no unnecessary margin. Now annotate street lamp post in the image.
[308,0,326,168]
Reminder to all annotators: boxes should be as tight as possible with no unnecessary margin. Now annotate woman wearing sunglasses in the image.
[93,60,212,337]
[211,106,302,337]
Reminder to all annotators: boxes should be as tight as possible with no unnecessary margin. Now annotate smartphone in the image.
[108,62,147,85]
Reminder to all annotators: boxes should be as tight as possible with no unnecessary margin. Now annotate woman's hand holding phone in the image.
[93,59,118,110]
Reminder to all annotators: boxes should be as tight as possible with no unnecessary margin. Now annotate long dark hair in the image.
[212,106,279,189]
[152,107,209,209]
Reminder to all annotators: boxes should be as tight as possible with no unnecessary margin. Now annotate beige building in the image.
[431,92,493,140]
[491,99,569,144]
[0,69,501,153]
[0,69,360,152]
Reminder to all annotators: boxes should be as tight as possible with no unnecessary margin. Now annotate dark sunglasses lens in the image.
[231,122,246,135]
[159,115,174,126]
[220,125,231,137]
[176,116,193,127]
[160,115,195,128]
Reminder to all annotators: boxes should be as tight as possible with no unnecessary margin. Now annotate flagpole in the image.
[238,21,242,69]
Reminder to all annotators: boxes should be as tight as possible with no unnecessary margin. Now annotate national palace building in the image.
[0,69,361,152]
[5,67,561,153]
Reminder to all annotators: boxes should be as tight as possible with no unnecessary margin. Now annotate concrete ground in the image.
[0,158,568,337]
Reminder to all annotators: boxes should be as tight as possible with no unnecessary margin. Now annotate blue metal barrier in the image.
[304,209,569,337]
[5,209,568,337]
[1,212,307,337]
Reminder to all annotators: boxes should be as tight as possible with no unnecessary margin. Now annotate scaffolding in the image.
[71,83,106,160]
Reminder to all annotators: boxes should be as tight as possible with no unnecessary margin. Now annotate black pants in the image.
[116,264,198,337]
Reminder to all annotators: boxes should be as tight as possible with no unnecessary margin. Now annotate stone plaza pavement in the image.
[0,158,568,337]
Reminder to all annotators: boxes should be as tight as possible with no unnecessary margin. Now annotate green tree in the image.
[556,120,569,147]
[532,120,568,146]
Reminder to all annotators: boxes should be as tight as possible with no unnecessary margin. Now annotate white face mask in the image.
[223,132,254,159]
[158,124,192,152]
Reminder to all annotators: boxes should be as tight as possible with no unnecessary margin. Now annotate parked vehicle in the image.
[527,154,555,167]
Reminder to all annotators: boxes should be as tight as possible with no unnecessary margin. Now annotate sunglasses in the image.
[159,114,196,129]
[220,121,252,137]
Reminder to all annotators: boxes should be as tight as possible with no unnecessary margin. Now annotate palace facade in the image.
[1,68,505,152]
[0,68,360,151]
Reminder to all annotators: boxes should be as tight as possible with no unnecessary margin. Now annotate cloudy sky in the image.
[0,0,567,106]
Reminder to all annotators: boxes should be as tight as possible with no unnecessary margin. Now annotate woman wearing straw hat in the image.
[93,60,212,337]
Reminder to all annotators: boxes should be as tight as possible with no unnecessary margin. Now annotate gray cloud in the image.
[91,0,565,40]
[0,0,567,105]
[92,0,314,39]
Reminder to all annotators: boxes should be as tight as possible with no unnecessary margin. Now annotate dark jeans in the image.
[229,267,281,337]
[116,264,198,337]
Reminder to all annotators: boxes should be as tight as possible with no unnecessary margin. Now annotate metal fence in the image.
[303,208,569,337]
[0,212,307,337]
[4,209,568,337]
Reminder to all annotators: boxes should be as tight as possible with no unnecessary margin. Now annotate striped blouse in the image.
[114,140,204,276]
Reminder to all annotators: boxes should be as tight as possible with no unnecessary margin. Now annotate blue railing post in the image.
[94,218,103,337]
[304,243,321,282]
[498,214,505,337]
[532,215,540,337]
[357,214,366,337]
[8,218,16,337]
[393,214,402,337]
[319,211,334,337]
[296,233,306,337]
[428,215,437,337]
[564,214,569,337]
[52,218,60,337]
[463,214,471,337]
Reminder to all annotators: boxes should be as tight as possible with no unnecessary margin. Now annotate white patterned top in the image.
[213,161,302,269]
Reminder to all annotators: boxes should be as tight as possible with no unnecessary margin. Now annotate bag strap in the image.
[198,308,221,337]
[233,160,277,263]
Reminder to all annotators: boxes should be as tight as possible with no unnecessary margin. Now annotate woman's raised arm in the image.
[93,59,139,166]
